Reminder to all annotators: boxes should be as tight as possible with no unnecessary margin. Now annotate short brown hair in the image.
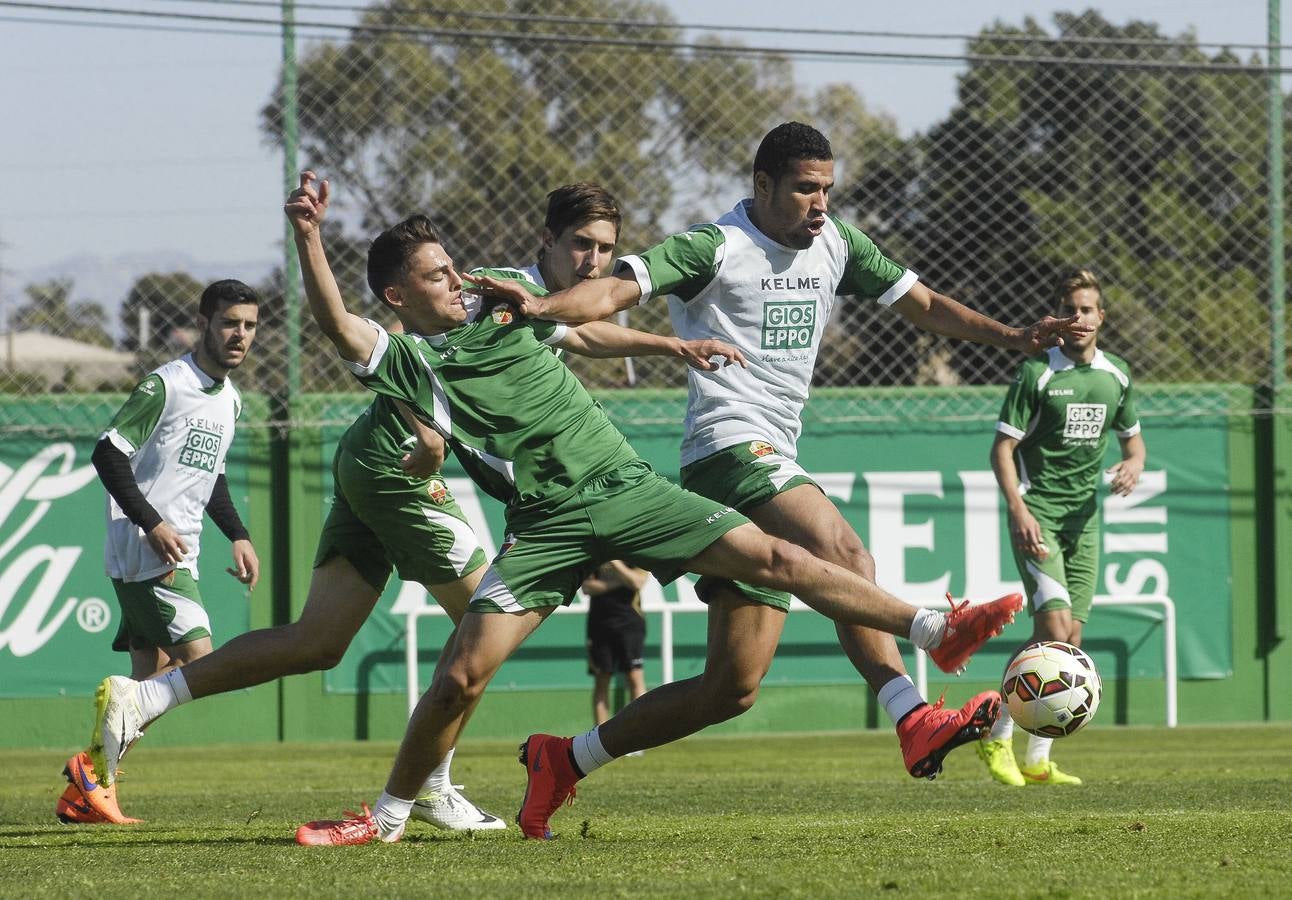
[367,215,442,307]
[1056,268,1103,308]
[543,182,622,243]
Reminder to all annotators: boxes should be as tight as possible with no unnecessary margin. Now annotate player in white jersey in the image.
[470,122,1092,782]
[58,280,260,826]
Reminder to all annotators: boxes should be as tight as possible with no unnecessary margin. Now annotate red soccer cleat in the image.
[295,803,402,846]
[897,690,1001,779]
[62,751,141,825]
[56,784,111,824]
[928,593,1023,675]
[516,734,580,840]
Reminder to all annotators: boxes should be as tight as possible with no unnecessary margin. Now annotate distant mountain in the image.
[7,251,279,340]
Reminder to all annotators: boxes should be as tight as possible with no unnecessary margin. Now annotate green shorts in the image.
[680,441,819,612]
[469,459,748,613]
[1012,517,1099,623]
[111,568,209,652]
[314,450,487,593]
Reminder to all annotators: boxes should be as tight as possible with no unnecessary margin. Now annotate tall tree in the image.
[261,0,794,267]
[878,10,1272,385]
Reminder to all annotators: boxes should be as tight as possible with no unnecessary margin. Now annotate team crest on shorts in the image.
[749,440,775,458]
[426,478,449,505]
[492,307,514,325]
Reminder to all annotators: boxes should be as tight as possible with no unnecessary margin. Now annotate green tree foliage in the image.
[870,10,1272,384]
[13,278,112,349]
[261,0,793,267]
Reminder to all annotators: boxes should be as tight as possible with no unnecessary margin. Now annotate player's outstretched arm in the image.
[284,171,378,365]
[555,320,746,371]
[467,270,643,324]
[1108,432,1147,496]
[892,282,1092,353]
[990,432,1049,560]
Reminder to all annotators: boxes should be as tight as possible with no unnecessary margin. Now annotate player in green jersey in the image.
[469,122,1090,785]
[977,268,1146,787]
[279,172,1021,845]
[89,181,677,832]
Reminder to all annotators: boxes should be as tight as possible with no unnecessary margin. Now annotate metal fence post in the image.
[1271,0,1286,392]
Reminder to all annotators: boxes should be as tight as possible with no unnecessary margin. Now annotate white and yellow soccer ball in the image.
[1001,641,1102,738]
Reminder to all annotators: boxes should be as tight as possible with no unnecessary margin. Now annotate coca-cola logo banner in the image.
[0,436,249,697]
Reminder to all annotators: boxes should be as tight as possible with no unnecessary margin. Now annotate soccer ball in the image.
[1001,641,1102,738]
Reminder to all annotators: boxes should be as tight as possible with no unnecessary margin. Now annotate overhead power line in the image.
[152,0,1292,53]
[0,1,1288,74]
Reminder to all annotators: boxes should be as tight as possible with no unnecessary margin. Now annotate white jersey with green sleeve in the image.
[102,353,242,582]
[997,346,1140,528]
[344,292,639,514]
[616,199,918,465]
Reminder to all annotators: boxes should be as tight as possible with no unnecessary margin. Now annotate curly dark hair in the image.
[753,122,833,181]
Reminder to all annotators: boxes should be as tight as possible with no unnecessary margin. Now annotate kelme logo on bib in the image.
[749,441,775,458]
[492,307,514,325]
[1063,403,1107,440]
[760,300,816,350]
[426,478,449,505]
[178,428,221,472]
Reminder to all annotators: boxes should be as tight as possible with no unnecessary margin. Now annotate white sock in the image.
[135,668,192,723]
[373,791,413,840]
[908,608,948,651]
[877,675,925,726]
[418,747,454,797]
[571,727,615,776]
[1024,734,1053,767]
[989,710,1015,742]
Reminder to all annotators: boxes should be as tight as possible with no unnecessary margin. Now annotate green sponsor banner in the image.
[0,398,254,698]
[321,385,1235,697]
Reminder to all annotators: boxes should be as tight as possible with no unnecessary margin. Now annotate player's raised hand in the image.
[678,338,747,371]
[462,272,550,318]
[1016,314,1093,354]
[284,170,330,235]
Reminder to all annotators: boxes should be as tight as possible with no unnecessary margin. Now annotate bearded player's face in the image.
[198,302,258,371]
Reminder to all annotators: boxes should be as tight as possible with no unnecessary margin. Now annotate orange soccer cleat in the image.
[295,803,403,846]
[897,691,1001,779]
[56,784,110,824]
[62,751,141,825]
[516,734,580,840]
[928,593,1023,675]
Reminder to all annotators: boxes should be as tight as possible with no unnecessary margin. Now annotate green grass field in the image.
[2,725,1290,898]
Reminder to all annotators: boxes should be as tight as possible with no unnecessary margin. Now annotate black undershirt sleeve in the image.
[91,437,163,533]
[205,473,250,542]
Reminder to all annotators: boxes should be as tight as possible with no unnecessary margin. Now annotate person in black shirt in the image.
[583,561,649,726]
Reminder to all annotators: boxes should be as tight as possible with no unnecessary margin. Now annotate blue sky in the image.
[0,0,1285,305]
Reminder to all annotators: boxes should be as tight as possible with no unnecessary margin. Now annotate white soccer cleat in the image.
[88,676,145,787]
[410,784,507,831]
